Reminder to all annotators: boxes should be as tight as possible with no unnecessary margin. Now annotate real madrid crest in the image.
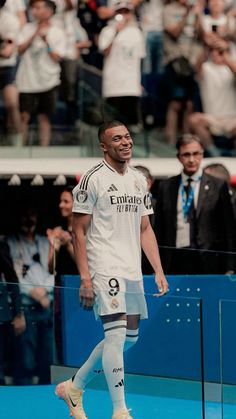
[76,190,88,203]
[111,298,119,309]
[144,192,152,209]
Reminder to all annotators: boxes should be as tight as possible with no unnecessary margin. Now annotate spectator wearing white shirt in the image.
[16,0,66,146]
[98,0,146,129]
[3,0,27,27]
[189,46,236,155]
[200,0,228,48]
[52,0,91,124]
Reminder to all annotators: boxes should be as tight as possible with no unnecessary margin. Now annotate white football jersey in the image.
[73,160,153,280]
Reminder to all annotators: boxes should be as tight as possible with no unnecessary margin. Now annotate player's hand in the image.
[79,280,95,310]
[154,272,169,297]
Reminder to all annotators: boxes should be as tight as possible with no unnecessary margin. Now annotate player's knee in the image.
[103,319,127,350]
[124,329,139,351]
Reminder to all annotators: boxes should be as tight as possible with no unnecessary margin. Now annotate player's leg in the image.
[56,276,134,418]
[70,314,140,393]
[55,313,128,419]
[125,314,140,351]
[101,312,128,417]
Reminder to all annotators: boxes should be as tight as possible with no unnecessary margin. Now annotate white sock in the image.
[72,339,104,389]
[73,326,139,391]
[124,328,139,351]
[102,320,127,413]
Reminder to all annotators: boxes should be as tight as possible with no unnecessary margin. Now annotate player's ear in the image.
[100,141,107,152]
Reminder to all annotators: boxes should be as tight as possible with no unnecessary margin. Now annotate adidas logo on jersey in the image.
[108,184,118,192]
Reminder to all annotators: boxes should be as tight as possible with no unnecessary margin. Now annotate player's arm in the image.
[141,215,169,296]
[72,212,95,309]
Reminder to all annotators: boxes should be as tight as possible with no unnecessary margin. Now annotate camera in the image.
[212,24,218,33]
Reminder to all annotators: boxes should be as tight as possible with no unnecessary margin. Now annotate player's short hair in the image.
[0,0,7,9]
[176,134,204,153]
[98,120,127,142]
[29,0,57,14]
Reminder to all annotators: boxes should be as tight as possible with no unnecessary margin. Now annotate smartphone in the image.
[115,14,124,22]
[212,24,218,33]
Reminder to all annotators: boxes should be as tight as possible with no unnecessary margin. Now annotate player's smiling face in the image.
[100,125,133,164]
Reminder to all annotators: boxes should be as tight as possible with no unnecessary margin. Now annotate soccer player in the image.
[56,120,169,419]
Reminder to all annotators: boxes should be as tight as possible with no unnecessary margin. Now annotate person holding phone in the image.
[200,0,229,49]
[98,0,146,131]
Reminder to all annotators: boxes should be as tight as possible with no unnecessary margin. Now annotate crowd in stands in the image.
[1,0,236,154]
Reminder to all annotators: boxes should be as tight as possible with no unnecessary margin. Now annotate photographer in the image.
[98,0,146,129]
[7,206,54,385]
[200,0,228,49]
[163,0,203,146]
[0,0,22,146]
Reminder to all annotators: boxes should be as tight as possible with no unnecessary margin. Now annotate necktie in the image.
[184,178,196,247]
[184,177,193,200]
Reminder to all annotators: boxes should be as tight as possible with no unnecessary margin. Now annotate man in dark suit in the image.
[0,236,25,384]
[154,134,236,274]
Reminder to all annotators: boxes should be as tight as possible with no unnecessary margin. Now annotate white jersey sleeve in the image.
[72,172,97,214]
[142,190,153,216]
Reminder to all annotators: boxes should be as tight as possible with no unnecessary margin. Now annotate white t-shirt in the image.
[3,0,26,15]
[200,61,236,117]
[0,10,19,67]
[7,234,54,298]
[16,22,66,93]
[52,0,88,59]
[201,14,227,33]
[72,160,153,280]
[140,0,164,33]
[98,24,146,97]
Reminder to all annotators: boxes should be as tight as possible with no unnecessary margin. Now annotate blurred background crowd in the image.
[1,0,236,155]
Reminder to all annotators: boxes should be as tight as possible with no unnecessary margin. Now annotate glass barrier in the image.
[148,246,236,276]
[220,299,236,419]
[0,280,205,419]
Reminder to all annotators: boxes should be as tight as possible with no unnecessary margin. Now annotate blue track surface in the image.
[0,384,229,419]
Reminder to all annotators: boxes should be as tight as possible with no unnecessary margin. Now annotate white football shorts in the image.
[92,274,148,320]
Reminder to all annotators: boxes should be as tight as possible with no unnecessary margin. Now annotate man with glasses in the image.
[154,134,235,274]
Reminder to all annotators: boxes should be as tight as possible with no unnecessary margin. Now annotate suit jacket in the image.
[154,173,236,271]
[0,237,22,323]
